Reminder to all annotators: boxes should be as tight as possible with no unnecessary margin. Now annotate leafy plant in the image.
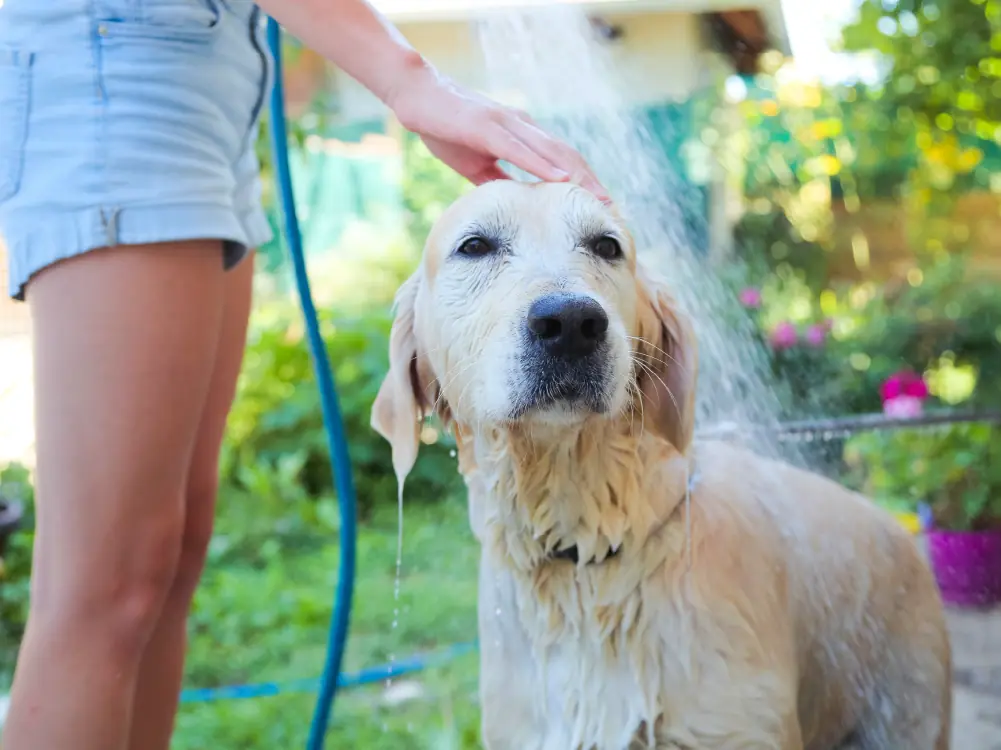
[221,299,463,522]
[728,251,1001,421]
[844,422,1001,531]
[0,461,34,682]
[400,133,471,247]
[822,253,1001,414]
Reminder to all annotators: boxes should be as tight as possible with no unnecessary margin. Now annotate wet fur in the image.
[372,181,951,749]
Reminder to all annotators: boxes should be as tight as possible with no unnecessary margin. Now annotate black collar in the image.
[550,544,622,565]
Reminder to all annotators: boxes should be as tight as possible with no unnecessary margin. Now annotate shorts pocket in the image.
[0,48,33,204]
[96,0,223,45]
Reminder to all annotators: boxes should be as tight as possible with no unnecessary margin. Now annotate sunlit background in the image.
[1,0,999,747]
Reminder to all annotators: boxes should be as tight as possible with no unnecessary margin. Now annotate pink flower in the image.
[880,370,929,419]
[880,370,929,403]
[804,323,827,347]
[739,287,762,309]
[769,321,798,350]
[883,395,925,419]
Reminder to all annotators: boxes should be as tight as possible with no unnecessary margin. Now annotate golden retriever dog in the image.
[371,180,951,750]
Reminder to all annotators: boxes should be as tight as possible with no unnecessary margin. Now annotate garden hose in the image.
[265,18,357,750]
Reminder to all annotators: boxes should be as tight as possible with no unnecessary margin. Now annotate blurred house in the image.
[279,0,790,258]
[341,0,788,119]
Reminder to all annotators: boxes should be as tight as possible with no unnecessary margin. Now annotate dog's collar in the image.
[548,463,701,566]
[551,544,621,565]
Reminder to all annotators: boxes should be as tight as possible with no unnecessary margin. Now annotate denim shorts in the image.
[0,0,274,300]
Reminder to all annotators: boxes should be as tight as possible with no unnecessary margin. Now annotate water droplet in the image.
[449,449,457,458]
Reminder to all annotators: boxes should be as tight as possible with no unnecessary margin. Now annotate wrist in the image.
[380,49,439,130]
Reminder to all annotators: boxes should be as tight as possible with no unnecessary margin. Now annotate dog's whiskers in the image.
[626,336,691,377]
[430,357,478,415]
[630,355,684,429]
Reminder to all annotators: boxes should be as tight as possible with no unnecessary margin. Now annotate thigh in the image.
[27,242,226,608]
[183,251,255,547]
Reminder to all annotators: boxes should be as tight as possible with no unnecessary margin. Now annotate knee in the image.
[170,477,219,599]
[34,523,183,659]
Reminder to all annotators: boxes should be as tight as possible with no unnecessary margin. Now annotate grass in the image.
[174,493,483,749]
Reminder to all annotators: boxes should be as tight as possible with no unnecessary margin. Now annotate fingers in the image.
[500,110,610,203]
[469,163,511,185]
[481,120,573,184]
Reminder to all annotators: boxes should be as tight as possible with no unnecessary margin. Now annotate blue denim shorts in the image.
[0,0,274,300]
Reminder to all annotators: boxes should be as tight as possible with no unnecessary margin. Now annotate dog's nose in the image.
[527,293,609,360]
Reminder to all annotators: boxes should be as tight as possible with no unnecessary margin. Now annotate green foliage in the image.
[724,0,1001,276]
[842,0,1001,142]
[400,133,472,247]
[823,253,1001,414]
[177,498,481,748]
[840,0,1001,243]
[0,462,33,683]
[732,251,1001,421]
[844,422,1001,531]
[221,300,463,522]
[732,208,831,293]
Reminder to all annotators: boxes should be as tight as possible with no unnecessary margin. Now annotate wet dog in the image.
[372,180,951,750]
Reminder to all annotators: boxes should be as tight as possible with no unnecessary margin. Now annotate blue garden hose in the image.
[265,18,357,750]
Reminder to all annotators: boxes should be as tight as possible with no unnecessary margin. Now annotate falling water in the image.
[468,13,941,746]
[384,485,405,698]
[475,7,798,460]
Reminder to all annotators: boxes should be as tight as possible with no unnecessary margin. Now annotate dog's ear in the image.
[371,274,440,488]
[634,263,698,453]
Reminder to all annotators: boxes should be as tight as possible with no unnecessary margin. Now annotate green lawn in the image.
[175,494,483,749]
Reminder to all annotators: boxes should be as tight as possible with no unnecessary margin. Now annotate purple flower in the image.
[739,287,762,309]
[769,321,798,350]
[804,323,827,347]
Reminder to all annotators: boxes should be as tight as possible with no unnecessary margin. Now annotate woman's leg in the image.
[3,241,228,750]
[127,252,256,750]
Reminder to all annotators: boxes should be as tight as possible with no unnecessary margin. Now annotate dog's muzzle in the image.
[515,292,611,415]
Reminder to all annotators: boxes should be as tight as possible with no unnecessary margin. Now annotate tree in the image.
[841,0,1000,252]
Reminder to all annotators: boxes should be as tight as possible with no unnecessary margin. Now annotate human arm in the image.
[254,0,609,199]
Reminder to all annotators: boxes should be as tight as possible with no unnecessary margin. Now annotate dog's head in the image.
[372,181,697,484]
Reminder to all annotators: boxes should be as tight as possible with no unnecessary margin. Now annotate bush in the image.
[731,252,1001,421]
[221,299,463,521]
[0,461,34,682]
[400,133,470,247]
[844,422,1001,531]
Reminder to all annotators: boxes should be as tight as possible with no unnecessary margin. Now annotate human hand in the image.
[388,63,609,202]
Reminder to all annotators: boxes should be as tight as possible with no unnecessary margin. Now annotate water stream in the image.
[475,6,800,462]
[383,2,872,739]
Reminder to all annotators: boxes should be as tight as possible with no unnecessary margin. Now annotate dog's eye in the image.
[590,236,622,261]
[457,236,495,257]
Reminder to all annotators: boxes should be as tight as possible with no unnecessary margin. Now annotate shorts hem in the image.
[5,202,274,300]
